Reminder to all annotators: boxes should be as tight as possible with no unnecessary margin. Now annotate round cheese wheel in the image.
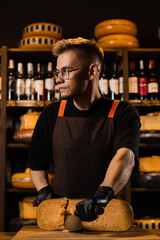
[13,129,34,143]
[12,169,54,189]
[97,34,139,49]
[132,172,160,188]
[139,156,160,172]
[94,19,138,39]
[134,218,160,229]
[19,197,37,219]
[20,111,40,130]
[22,22,62,39]
[19,36,57,49]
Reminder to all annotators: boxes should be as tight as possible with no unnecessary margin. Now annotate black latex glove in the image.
[33,185,61,206]
[74,186,114,221]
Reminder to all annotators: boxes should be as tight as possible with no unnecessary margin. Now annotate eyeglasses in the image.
[53,68,80,80]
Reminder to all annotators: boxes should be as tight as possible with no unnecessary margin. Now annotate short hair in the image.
[52,37,104,67]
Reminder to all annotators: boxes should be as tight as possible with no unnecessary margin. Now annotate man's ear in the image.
[88,64,99,80]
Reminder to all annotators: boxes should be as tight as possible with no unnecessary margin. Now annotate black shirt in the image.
[28,97,140,171]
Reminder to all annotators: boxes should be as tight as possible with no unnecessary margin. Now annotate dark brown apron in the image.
[52,99,119,198]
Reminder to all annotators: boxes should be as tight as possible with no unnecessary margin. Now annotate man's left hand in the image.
[74,186,114,221]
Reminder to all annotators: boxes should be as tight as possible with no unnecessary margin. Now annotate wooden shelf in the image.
[132,188,160,192]
[128,48,160,61]
[128,48,160,52]
[6,188,36,193]
[6,143,29,149]
[7,48,54,62]
[8,48,52,52]
[129,100,160,107]
[6,100,59,107]
[6,100,45,107]
[1,46,160,231]
[139,143,160,148]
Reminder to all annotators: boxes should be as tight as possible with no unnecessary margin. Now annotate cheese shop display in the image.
[132,156,160,188]
[140,112,160,143]
[19,22,63,49]
[97,34,139,49]
[132,172,160,188]
[13,111,41,143]
[37,198,133,231]
[134,217,160,229]
[19,197,37,219]
[139,156,160,172]
[19,111,40,130]
[94,19,139,49]
[11,168,54,189]
[22,22,62,39]
[94,19,138,39]
[140,112,160,131]
[19,36,57,49]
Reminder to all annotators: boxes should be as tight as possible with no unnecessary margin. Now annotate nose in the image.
[55,73,65,84]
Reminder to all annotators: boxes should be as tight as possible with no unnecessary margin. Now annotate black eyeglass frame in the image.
[53,68,80,80]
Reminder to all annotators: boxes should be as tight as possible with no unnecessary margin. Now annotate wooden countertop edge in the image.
[0,232,16,240]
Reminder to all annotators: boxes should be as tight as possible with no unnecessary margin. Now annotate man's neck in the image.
[73,91,101,110]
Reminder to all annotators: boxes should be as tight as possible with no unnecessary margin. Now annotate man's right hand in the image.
[33,186,61,206]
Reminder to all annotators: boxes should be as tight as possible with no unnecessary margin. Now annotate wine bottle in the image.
[98,62,108,97]
[45,62,55,101]
[109,62,119,100]
[34,63,44,101]
[138,60,147,100]
[25,63,34,100]
[147,60,158,100]
[118,61,124,100]
[54,81,60,100]
[128,61,139,100]
[7,59,16,100]
[16,62,25,100]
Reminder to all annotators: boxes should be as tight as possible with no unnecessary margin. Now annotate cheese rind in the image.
[19,197,37,219]
[67,199,133,231]
[12,169,54,189]
[139,156,160,172]
[37,198,68,230]
[37,198,133,232]
[140,115,160,131]
[94,19,137,39]
[97,34,139,49]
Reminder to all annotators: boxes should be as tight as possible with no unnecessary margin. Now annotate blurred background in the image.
[0,0,159,48]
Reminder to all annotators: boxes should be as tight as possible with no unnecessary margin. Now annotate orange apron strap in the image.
[108,100,120,118]
[58,100,67,117]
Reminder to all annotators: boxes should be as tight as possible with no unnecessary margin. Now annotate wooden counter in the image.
[12,225,160,239]
[0,232,16,240]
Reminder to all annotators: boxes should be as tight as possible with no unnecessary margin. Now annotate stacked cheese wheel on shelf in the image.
[19,197,37,219]
[132,156,160,188]
[94,19,139,49]
[19,22,63,49]
[13,111,41,143]
[12,168,54,189]
[134,217,160,229]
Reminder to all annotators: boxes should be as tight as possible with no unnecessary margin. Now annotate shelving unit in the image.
[0,46,7,232]
[0,46,160,231]
[127,48,160,219]
[0,47,54,231]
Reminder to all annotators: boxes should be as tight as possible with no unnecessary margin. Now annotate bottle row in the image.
[6,59,160,102]
[99,59,160,100]
[7,60,60,101]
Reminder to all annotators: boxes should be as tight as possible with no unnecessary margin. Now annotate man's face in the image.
[56,51,89,99]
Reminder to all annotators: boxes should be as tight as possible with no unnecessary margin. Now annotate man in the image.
[28,37,140,221]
